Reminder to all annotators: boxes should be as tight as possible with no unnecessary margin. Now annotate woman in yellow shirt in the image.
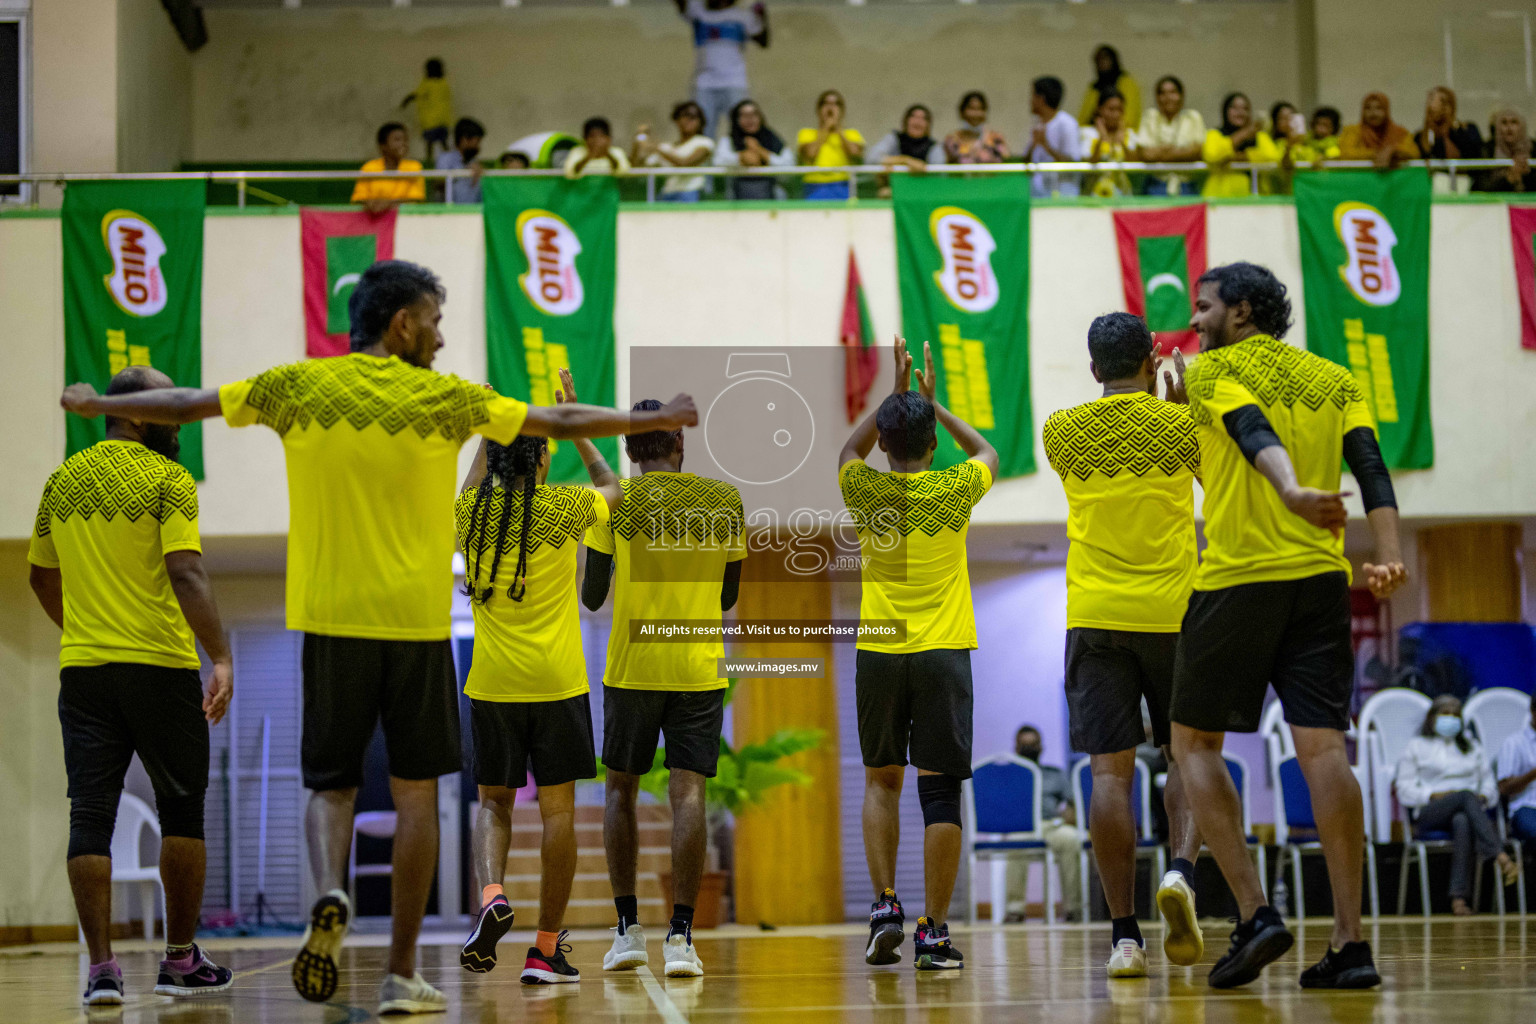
[797,90,865,201]
[1078,45,1140,129]
[1201,93,1281,197]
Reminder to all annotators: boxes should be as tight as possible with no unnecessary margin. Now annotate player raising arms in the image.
[1042,312,1205,979]
[456,369,623,985]
[839,337,998,972]
[60,260,697,1016]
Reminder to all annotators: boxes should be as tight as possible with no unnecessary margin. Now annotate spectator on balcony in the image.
[1027,76,1082,198]
[399,58,452,162]
[944,91,1009,165]
[1414,87,1485,161]
[1474,107,1535,193]
[1137,75,1204,196]
[797,90,865,201]
[1078,44,1140,129]
[869,104,944,198]
[677,0,769,141]
[635,100,716,203]
[1289,105,1342,165]
[563,118,632,180]
[1496,690,1536,843]
[1081,88,1139,197]
[435,118,486,204]
[499,149,531,171]
[717,99,792,200]
[1338,93,1418,168]
[1201,93,1281,197]
[351,122,426,214]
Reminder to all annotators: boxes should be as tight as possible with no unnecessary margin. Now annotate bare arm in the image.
[912,338,999,480]
[752,3,769,48]
[1253,443,1348,536]
[799,130,826,162]
[1500,765,1536,799]
[62,383,223,425]
[29,565,63,629]
[461,436,489,493]
[165,549,233,725]
[838,130,864,160]
[520,393,697,441]
[839,336,912,467]
[555,368,623,514]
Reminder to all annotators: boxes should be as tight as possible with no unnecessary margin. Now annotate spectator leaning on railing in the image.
[1289,106,1342,164]
[352,122,426,214]
[1475,107,1535,193]
[868,104,944,199]
[1338,93,1419,168]
[797,90,864,201]
[564,118,632,180]
[717,99,793,200]
[677,0,769,142]
[944,91,1009,166]
[1137,75,1204,196]
[1027,76,1083,198]
[1414,86,1484,161]
[1201,93,1281,198]
[435,118,486,204]
[1078,44,1140,130]
[1081,88,1139,198]
[635,100,716,203]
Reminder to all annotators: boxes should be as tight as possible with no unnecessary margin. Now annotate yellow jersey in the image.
[456,484,607,703]
[838,457,992,653]
[350,158,426,203]
[219,353,529,641]
[414,77,453,131]
[584,472,746,691]
[1185,334,1376,590]
[1043,392,1199,632]
[28,441,202,670]
[797,128,866,184]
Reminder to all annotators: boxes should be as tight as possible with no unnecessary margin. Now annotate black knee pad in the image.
[68,790,119,860]
[156,791,206,841]
[918,774,963,828]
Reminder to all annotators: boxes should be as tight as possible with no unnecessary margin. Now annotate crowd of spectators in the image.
[361,7,1536,209]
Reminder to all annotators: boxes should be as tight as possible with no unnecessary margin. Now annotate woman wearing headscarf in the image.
[1475,107,1536,192]
[1078,45,1140,128]
[1414,87,1485,160]
[943,91,1009,165]
[717,99,793,200]
[867,104,945,198]
[1338,93,1419,168]
[1200,92,1281,197]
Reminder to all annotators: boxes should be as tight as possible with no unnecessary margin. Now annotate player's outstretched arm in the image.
[521,393,697,441]
[1343,426,1407,598]
[839,336,912,467]
[165,550,233,725]
[914,339,1001,481]
[555,368,623,514]
[62,383,224,424]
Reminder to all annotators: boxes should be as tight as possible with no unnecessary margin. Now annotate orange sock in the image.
[481,884,504,907]
[536,931,559,957]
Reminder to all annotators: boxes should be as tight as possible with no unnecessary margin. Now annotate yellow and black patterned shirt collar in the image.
[1042,393,1199,482]
[1185,333,1365,427]
[37,441,196,535]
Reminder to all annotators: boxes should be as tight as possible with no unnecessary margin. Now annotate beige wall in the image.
[32,0,117,174]
[116,0,193,173]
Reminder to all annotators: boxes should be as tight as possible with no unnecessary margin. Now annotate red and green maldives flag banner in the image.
[1296,170,1433,469]
[1509,206,1536,351]
[63,180,206,477]
[483,176,618,483]
[841,249,880,423]
[1113,204,1206,354]
[301,207,397,358]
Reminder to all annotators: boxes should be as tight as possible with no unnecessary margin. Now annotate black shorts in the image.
[1065,628,1177,755]
[602,686,725,778]
[58,663,210,822]
[471,694,596,789]
[301,634,461,791]
[855,648,974,779]
[1171,571,1353,734]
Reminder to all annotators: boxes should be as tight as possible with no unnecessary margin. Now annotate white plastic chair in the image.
[963,754,1056,924]
[1465,688,1529,759]
[1359,688,1432,842]
[1260,700,1295,761]
[1070,757,1166,920]
[84,794,166,943]
[348,811,399,910]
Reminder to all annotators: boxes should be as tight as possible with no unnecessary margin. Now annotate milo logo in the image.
[100,210,168,317]
[929,205,999,314]
[1333,201,1400,307]
[517,209,584,316]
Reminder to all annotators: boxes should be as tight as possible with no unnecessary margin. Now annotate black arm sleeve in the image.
[721,559,743,612]
[1221,404,1284,465]
[581,551,614,611]
[1342,426,1398,512]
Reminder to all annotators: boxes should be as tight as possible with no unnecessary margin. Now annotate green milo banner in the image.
[63,180,206,478]
[1295,170,1433,469]
[484,176,619,482]
[893,175,1034,476]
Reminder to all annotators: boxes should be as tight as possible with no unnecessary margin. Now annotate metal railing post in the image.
[1250,165,1261,195]
[237,176,246,209]
[646,173,656,204]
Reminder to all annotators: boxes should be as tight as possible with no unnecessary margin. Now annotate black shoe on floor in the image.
[913,918,964,971]
[1300,941,1381,989]
[866,888,905,966]
[460,896,515,974]
[1208,906,1293,989]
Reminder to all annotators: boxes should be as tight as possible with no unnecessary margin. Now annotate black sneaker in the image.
[1208,907,1293,989]
[913,917,964,971]
[154,944,234,996]
[866,888,905,966]
[83,965,124,1006]
[1299,941,1381,989]
[521,930,581,984]
[460,896,515,974]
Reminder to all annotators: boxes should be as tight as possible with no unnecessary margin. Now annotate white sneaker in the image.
[378,972,447,1015]
[603,923,648,972]
[1106,939,1148,978]
[662,931,704,978]
[1155,870,1204,967]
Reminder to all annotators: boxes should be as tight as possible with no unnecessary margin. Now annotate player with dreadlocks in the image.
[456,368,622,984]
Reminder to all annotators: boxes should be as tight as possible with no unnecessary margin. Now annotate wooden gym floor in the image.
[3,918,1533,1024]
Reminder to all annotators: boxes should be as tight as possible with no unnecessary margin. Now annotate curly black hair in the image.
[1197,262,1294,339]
[460,435,547,605]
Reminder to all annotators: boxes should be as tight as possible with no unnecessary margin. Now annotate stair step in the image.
[507,850,671,875]
[503,874,666,902]
[506,804,671,825]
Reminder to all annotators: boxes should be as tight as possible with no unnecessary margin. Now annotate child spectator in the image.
[677,0,770,141]
[499,149,531,171]
[1081,89,1139,197]
[797,90,864,201]
[634,100,716,203]
[1339,92,1419,168]
[400,58,453,161]
[1201,92,1281,197]
[351,122,425,214]
[1290,106,1342,164]
[1137,75,1205,195]
[1079,45,1140,128]
[1026,76,1082,198]
[564,118,632,179]
[435,117,485,204]
[944,91,1009,165]
[717,99,793,200]
[868,104,944,198]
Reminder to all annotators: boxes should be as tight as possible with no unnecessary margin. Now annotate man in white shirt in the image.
[1027,76,1082,199]
[677,0,770,141]
[1497,691,1536,843]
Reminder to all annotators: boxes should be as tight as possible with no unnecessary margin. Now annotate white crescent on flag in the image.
[332,272,361,296]
[1145,272,1185,296]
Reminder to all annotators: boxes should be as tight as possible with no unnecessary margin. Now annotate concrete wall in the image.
[116,0,193,173]
[31,0,117,174]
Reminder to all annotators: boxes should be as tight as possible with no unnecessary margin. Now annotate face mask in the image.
[1433,715,1462,739]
